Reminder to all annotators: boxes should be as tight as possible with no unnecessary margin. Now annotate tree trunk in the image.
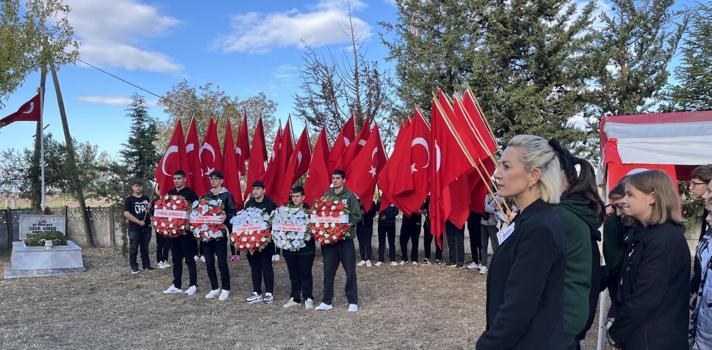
[50,63,95,247]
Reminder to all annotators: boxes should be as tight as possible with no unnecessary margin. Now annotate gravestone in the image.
[19,215,66,240]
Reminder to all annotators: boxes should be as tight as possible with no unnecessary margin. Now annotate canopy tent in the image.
[599,110,712,190]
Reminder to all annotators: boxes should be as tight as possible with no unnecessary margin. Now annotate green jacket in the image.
[324,186,363,238]
[554,198,601,345]
[602,214,626,273]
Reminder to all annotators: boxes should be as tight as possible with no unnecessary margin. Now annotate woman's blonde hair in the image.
[507,134,561,204]
[626,170,684,226]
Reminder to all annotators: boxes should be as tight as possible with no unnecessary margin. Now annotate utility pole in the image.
[49,62,95,247]
[31,66,48,212]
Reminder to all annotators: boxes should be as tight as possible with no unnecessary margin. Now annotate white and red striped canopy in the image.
[600,110,712,188]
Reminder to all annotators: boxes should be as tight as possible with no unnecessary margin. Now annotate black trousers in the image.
[284,252,315,302]
[356,226,373,261]
[446,221,465,266]
[155,232,171,262]
[399,220,421,262]
[377,225,396,262]
[480,225,499,266]
[322,238,358,305]
[129,228,151,270]
[467,212,483,263]
[201,237,230,290]
[423,224,443,260]
[247,242,275,294]
[170,234,197,288]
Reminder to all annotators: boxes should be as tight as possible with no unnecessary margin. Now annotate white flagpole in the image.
[39,82,46,212]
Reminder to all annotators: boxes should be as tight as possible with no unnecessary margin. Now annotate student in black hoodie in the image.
[243,180,278,304]
[606,170,689,350]
[356,201,376,267]
[201,171,235,301]
[162,170,199,297]
[399,211,422,265]
[476,135,566,350]
[421,197,443,264]
[377,201,399,266]
[281,186,316,310]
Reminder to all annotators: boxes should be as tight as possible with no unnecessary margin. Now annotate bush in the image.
[24,230,67,246]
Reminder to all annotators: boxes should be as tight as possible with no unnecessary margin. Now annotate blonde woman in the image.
[606,170,689,349]
[476,135,566,349]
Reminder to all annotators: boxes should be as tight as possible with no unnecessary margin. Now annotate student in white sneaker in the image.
[243,180,277,304]
[282,186,316,310]
[162,170,199,296]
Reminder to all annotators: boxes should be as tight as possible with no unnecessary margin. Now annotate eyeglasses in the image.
[690,181,707,187]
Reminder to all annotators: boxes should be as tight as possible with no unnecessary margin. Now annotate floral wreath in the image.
[309,197,351,245]
[152,195,191,238]
[271,206,311,251]
[230,207,272,254]
[190,197,227,242]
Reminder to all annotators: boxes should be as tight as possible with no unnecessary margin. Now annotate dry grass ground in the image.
[0,247,602,349]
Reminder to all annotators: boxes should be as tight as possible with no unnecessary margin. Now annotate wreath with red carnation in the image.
[152,195,191,238]
[309,197,351,245]
[190,197,227,241]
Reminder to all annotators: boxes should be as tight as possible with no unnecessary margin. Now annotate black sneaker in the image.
[456,264,465,269]
[131,269,140,274]
[434,259,442,264]
[144,266,155,271]
[422,258,431,265]
[445,263,457,268]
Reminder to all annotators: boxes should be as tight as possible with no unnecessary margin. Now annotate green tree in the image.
[158,79,278,150]
[120,94,159,189]
[667,3,711,111]
[0,0,78,108]
[383,0,597,153]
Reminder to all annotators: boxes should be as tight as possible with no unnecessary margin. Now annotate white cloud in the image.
[65,0,182,73]
[214,0,372,54]
[77,95,158,106]
[274,64,300,80]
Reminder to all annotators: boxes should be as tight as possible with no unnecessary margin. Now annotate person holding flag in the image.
[315,169,362,312]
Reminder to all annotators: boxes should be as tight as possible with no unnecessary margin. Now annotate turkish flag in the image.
[287,128,312,184]
[328,116,355,172]
[0,94,41,128]
[200,119,223,188]
[185,117,206,195]
[282,118,294,159]
[429,98,476,240]
[246,117,267,197]
[347,124,387,212]
[223,118,244,208]
[462,89,497,154]
[338,119,370,171]
[235,111,250,174]
[305,127,331,205]
[377,119,410,212]
[265,120,294,205]
[155,120,190,195]
[391,110,431,215]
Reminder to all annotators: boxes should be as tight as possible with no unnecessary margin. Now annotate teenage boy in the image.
[201,171,235,301]
[244,180,278,304]
[123,180,153,274]
[162,170,199,296]
[282,186,316,310]
[315,169,362,312]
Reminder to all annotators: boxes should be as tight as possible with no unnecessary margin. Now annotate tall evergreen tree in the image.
[383,0,597,152]
[120,94,159,189]
[668,3,711,111]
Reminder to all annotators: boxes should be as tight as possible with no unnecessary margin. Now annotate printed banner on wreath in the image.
[309,215,349,224]
[190,215,225,225]
[272,223,306,233]
[154,209,190,219]
[233,222,268,233]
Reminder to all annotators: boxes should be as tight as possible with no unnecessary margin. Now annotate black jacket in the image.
[378,204,399,228]
[477,199,566,350]
[608,220,690,350]
[357,201,377,233]
[168,187,198,203]
[244,196,277,215]
[202,188,237,225]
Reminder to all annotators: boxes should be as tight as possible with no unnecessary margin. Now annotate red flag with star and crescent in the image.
[235,111,250,175]
[0,94,41,128]
[246,117,267,198]
[223,117,244,208]
[304,127,331,205]
[184,117,205,195]
[347,124,386,212]
[388,110,431,216]
[155,120,190,195]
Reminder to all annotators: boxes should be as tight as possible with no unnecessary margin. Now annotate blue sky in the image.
[0,0,400,157]
[0,0,695,158]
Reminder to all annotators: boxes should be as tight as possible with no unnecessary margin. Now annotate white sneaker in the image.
[399,260,406,265]
[184,285,197,296]
[374,261,383,267]
[194,255,199,262]
[479,265,488,274]
[163,285,182,294]
[283,298,300,308]
[206,289,221,299]
[304,298,314,310]
[156,261,164,269]
[412,261,418,265]
[466,262,480,270]
[348,304,358,312]
[164,261,171,268]
[315,302,333,311]
[263,293,274,304]
[365,260,372,267]
[272,254,280,262]
[245,292,263,304]
[218,290,230,301]
[357,260,367,267]
[390,261,398,266]
[200,256,206,263]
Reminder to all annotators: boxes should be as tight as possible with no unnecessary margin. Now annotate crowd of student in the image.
[122,133,710,349]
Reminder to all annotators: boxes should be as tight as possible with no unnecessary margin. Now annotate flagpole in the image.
[39,65,47,213]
